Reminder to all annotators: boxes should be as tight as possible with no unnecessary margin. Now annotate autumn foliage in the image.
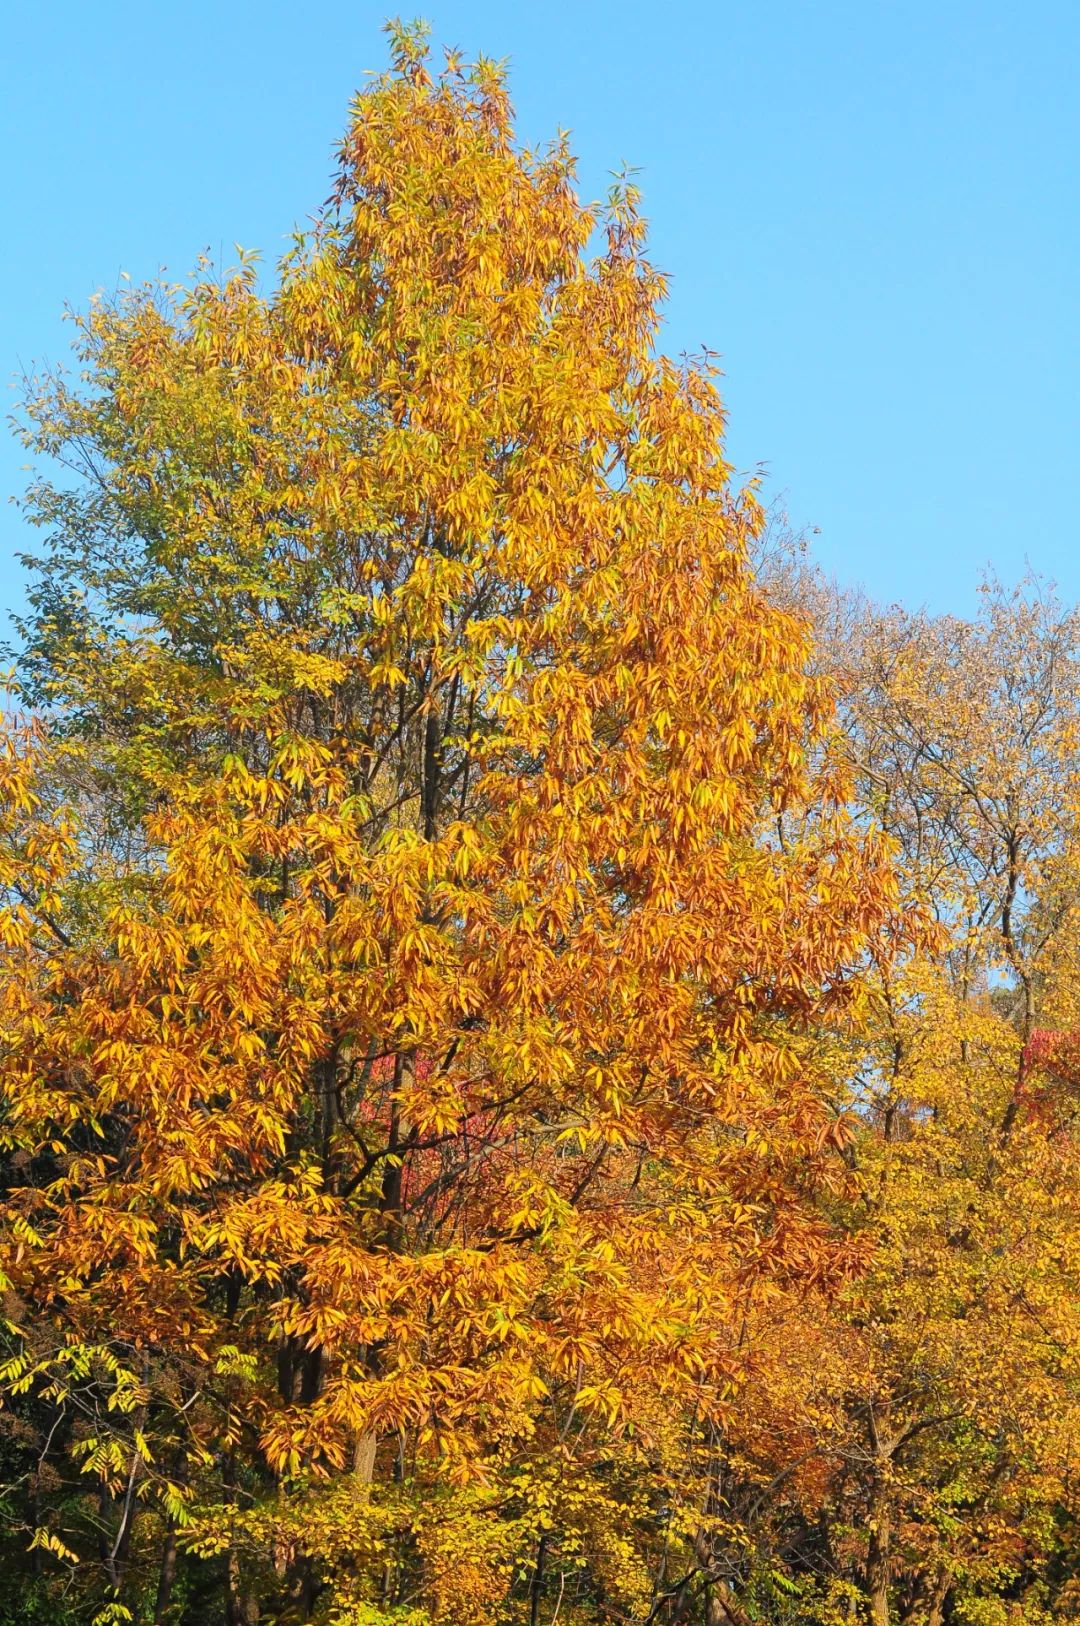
[2,22,1079,1626]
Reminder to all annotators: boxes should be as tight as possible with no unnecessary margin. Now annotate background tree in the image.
[707,568,1080,1626]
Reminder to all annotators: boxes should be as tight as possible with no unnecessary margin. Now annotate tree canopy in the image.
[1,22,1078,1626]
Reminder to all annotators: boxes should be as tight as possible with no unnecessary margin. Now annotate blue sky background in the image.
[2,1,1077,618]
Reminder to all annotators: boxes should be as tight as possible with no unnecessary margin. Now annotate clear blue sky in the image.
[3,1,1078,617]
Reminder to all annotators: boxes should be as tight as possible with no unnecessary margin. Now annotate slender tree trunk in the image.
[529,1531,549,1626]
[926,1570,950,1626]
[691,1529,754,1626]
[353,1427,377,1483]
[866,1503,892,1626]
[223,1455,261,1625]
[154,1523,178,1625]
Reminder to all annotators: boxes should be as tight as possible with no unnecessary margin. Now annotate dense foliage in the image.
[1,24,1078,1626]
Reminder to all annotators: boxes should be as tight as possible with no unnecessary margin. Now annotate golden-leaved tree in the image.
[0,24,904,1626]
[712,576,1080,1626]
[834,585,1080,1626]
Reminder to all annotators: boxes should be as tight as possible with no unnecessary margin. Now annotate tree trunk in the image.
[926,1570,950,1626]
[225,1545,260,1625]
[866,1504,892,1626]
[691,1529,754,1626]
[154,1523,178,1624]
[353,1427,377,1483]
[529,1531,549,1626]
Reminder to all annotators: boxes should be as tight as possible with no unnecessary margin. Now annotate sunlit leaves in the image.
[0,24,911,1626]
